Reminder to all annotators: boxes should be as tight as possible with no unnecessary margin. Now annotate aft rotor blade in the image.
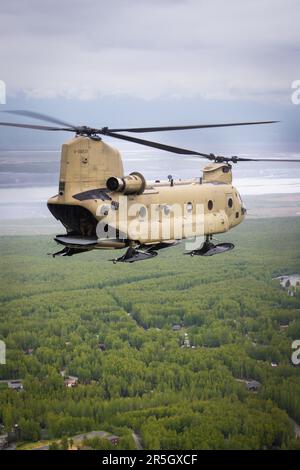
[102,131,300,163]
[0,121,74,131]
[235,156,300,162]
[2,110,77,129]
[108,121,279,133]
[207,155,300,163]
[103,130,214,159]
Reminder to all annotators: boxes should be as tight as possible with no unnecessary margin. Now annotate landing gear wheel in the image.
[184,237,234,257]
[111,247,158,263]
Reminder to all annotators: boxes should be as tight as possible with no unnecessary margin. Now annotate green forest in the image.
[1,217,300,450]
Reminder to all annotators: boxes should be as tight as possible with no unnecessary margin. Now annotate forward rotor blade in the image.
[108,121,278,133]
[0,122,74,131]
[2,110,76,129]
[103,130,213,159]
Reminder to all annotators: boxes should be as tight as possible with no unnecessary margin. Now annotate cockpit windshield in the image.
[236,191,243,205]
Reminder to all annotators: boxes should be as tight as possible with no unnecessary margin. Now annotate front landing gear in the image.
[185,236,234,257]
[50,247,88,257]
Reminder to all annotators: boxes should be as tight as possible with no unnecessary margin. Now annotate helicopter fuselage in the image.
[47,136,246,251]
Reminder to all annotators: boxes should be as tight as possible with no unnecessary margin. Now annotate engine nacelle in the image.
[203,163,232,184]
[106,172,146,195]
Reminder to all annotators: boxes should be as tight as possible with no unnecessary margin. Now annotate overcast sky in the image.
[0,0,299,150]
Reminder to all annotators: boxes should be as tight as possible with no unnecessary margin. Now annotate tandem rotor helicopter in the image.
[1,110,299,263]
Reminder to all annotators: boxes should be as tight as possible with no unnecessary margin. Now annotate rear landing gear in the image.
[111,241,178,263]
[185,235,234,257]
[111,246,158,264]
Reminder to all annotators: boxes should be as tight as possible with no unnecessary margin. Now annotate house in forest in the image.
[273,274,300,296]
[172,324,181,331]
[24,348,34,355]
[246,380,261,391]
[105,435,120,446]
[8,380,23,391]
[64,375,79,388]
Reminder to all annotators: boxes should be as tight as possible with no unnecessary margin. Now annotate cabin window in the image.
[228,198,233,208]
[164,205,170,216]
[186,202,193,212]
[208,200,213,210]
[139,206,147,218]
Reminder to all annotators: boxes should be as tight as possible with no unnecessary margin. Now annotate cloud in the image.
[0,0,299,101]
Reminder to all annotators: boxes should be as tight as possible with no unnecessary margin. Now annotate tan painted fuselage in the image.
[47,136,246,249]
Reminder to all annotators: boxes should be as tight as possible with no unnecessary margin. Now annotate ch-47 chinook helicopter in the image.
[1,110,300,263]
